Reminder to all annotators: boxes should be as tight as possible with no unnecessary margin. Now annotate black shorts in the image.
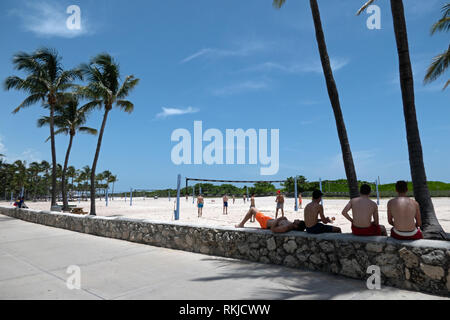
[306,223,333,234]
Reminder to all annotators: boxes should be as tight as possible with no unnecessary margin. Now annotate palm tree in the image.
[109,175,118,200]
[79,53,140,215]
[424,3,449,90]
[273,0,360,198]
[357,0,447,240]
[4,48,82,207]
[37,97,97,210]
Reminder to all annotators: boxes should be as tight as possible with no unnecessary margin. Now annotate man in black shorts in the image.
[304,190,341,234]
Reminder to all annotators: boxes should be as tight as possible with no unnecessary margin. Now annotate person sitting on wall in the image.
[235,207,306,233]
[304,190,341,234]
[342,184,387,236]
[387,181,423,240]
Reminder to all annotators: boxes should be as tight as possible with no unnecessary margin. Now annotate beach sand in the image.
[3,196,450,233]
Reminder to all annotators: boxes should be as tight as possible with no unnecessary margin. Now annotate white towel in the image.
[393,228,418,237]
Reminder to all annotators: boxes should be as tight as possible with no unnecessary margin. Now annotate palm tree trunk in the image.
[49,101,57,207]
[309,0,359,199]
[61,134,74,211]
[90,108,110,215]
[390,0,447,240]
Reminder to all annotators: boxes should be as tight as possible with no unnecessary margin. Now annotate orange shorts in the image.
[255,212,272,229]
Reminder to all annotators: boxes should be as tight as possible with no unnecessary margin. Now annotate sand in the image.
[2,196,450,233]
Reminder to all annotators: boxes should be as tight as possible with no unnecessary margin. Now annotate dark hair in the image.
[312,190,323,200]
[360,184,371,195]
[293,220,306,231]
[396,180,408,193]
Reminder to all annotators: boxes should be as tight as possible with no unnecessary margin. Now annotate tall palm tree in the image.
[4,48,82,207]
[37,97,97,210]
[424,3,449,90]
[79,53,140,215]
[357,0,447,240]
[273,0,360,198]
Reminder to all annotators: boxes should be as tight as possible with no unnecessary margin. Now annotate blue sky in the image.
[0,0,449,192]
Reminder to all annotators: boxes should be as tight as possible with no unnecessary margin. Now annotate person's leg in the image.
[235,208,258,228]
[275,207,279,219]
[281,207,284,217]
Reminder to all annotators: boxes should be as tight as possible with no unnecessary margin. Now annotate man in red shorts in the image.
[342,184,387,236]
[235,207,305,233]
[387,181,423,240]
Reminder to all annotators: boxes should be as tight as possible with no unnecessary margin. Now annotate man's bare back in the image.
[388,197,421,232]
[343,196,378,228]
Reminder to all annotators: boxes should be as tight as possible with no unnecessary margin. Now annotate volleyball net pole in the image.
[376,176,380,205]
[319,178,323,206]
[130,188,133,206]
[175,174,181,220]
[294,176,298,211]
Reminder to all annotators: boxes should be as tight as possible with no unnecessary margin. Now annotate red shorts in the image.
[352,223,382,236]
[391,228,423,240]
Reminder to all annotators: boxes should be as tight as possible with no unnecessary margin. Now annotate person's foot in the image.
[235,224,244,228]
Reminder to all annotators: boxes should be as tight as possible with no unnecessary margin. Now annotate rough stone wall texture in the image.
[1,207,449,296]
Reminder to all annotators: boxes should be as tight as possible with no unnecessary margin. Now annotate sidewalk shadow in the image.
[190,257,366,300]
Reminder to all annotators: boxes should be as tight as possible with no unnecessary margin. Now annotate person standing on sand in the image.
[304,190,341,234]
[387,181,423,240]
[275,190,285,218]
[298,193,303,209]
[235,207,306,233]
[342,184,387,236]
[197,194,204,218]
[243,194,246,203]
[232,195,235,204]
[223,194,229,215]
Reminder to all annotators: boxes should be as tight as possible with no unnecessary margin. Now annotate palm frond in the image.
[356,0,377,16]
[424,46,450,83]
[272,0,286,9]
[115,100,134,113]
[117,75,140,99]
[430,3,450,34]
[13,93,45,114]
[444,79,450,90]
[78,127,98,135]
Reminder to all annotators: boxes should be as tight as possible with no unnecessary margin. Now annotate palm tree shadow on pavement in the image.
[189,257,371,300]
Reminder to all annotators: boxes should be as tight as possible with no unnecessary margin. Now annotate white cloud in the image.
[212,80,268,96]
[156,106,199,119]
[180,41,271,64]
[9,1,91,38]
[241,58,350,75]
[0,136,42,163]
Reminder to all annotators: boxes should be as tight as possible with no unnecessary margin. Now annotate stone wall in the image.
[1,206,449,296]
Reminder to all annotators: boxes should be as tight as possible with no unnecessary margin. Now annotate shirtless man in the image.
[232,195,235,204]
[275,190,285,218]
[197,194,204,218]
[223,194,229,215]
[298,193,303,209]
[342,184,387,236]
[387,181,423,240]
[304,190,341,234]
[243,194,246,203]
[235,207,306,233]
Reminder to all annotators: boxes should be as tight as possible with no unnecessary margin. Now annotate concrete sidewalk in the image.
[0,214,447,300]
